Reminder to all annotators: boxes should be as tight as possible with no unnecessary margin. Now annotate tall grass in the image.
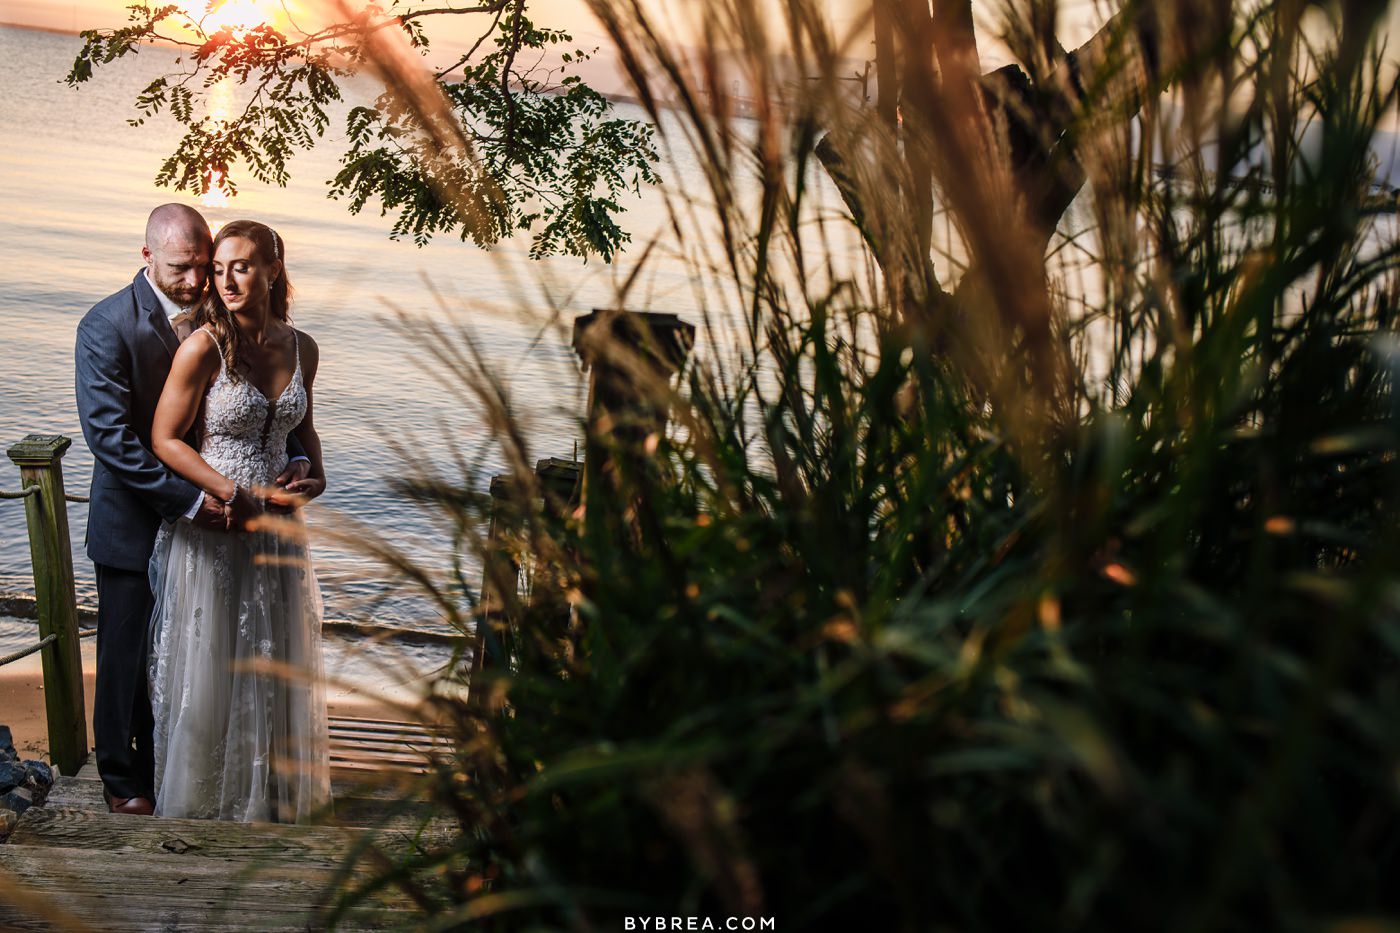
[333,1,1400,929]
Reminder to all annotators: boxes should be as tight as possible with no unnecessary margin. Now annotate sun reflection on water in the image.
[201,167,230,208]
[200,77,234,208]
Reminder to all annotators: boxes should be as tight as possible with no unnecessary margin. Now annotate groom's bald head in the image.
[142,203,212,307]
[145,203,209,249]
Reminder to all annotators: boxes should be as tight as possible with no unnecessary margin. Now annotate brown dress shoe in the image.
[103,787,155,816]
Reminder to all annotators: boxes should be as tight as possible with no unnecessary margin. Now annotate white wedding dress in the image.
[147,331,331,822]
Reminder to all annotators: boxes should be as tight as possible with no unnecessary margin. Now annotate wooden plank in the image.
[331,756,429,775]
[325,796,454,834]
[68,728,453,777]
[329,725,451,747]
[328,715,445,733]
[7,807,439,870]
[330,737,449,760]
[0,843,419,932]
[42,776,105,810]
[331,753,429,771]
[67,763,430,799]
[42,776,448,833]
[330,738,450,759]
[329,724,441,740]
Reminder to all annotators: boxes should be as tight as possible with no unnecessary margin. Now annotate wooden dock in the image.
[0,715,453,931]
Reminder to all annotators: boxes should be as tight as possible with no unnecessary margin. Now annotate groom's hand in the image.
[274,459,311,488]
[284,477,325,501]
[264,477,324,513]
[268,460,311,513]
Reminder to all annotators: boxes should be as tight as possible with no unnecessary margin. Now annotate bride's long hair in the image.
[196,220,294,383]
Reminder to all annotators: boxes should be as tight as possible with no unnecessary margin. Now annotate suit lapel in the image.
[133,269,181,360]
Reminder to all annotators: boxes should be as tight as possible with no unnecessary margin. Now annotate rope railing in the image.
[0,632,54,667]
[0,487,87,503]
[0,628,98,668]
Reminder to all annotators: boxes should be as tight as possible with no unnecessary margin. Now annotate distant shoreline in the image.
[0,20,82,38]
[0,589,463,647]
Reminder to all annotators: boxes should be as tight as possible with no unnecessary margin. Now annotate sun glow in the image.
[200,0,271,35]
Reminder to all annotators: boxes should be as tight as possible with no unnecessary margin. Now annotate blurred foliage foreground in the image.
[331,1,1400,930]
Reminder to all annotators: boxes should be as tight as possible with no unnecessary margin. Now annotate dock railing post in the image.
[6,434,87,776]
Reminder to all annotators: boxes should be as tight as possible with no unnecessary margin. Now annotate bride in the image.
[148,219,331,822]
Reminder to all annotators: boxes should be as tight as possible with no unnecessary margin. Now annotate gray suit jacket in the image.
[74,269,304,571]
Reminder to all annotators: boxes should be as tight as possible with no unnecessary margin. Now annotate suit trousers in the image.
[93,562,156,800]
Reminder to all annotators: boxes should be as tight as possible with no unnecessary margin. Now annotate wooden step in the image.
[60,763,429,804]
[43,775,450,834]
[0,842,419,931]
[7,807,412,871]
[56,714,454,781]
[70,758,437,794]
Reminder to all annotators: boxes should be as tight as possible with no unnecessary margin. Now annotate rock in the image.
[0,724,14,761]
[21,760,53,805]
[0,758,25,793]
[0,808,16,842]
[0,786,33,815]
[22,759,52,786]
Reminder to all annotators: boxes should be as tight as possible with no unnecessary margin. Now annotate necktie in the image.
[170,310,194,341]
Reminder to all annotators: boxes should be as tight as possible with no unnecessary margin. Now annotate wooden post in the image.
[471,473,520,710]
[471,458,581,710]
[572,309,695,546]
[6,435,87,776]
[526,456,582,624]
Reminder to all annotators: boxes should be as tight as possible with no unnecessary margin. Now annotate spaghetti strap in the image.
[292,330,301,374]
[196,326,225,372]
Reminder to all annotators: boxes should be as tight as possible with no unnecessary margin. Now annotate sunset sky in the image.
[0,0,1115,63]
[1,0,1394,101]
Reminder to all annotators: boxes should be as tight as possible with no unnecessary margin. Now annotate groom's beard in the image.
[153,274,205,308]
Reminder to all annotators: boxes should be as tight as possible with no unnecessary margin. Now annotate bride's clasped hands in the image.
[212,473,326,533]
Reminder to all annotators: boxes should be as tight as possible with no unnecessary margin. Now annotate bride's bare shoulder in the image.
[172,326,222,371]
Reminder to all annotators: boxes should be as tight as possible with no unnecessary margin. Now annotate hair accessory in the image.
[269,227,281,261]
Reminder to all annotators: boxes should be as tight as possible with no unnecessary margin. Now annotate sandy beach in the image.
[0,615,445,763]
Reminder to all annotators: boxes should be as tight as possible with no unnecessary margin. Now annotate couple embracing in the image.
[75,203,331,822]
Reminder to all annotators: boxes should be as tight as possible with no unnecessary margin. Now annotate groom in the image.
[74,204,309,815]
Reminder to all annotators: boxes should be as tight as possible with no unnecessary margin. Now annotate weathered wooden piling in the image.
[571,309,695,545]
[468,310,693,709]
[472,457,581,708]
[6,434,87,776]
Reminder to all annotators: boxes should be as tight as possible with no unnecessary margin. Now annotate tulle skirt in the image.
[147,515,331,822]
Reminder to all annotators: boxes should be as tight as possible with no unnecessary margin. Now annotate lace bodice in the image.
[200,329,307,489]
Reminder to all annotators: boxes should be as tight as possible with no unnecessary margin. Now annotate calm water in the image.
[0,25,717,632]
